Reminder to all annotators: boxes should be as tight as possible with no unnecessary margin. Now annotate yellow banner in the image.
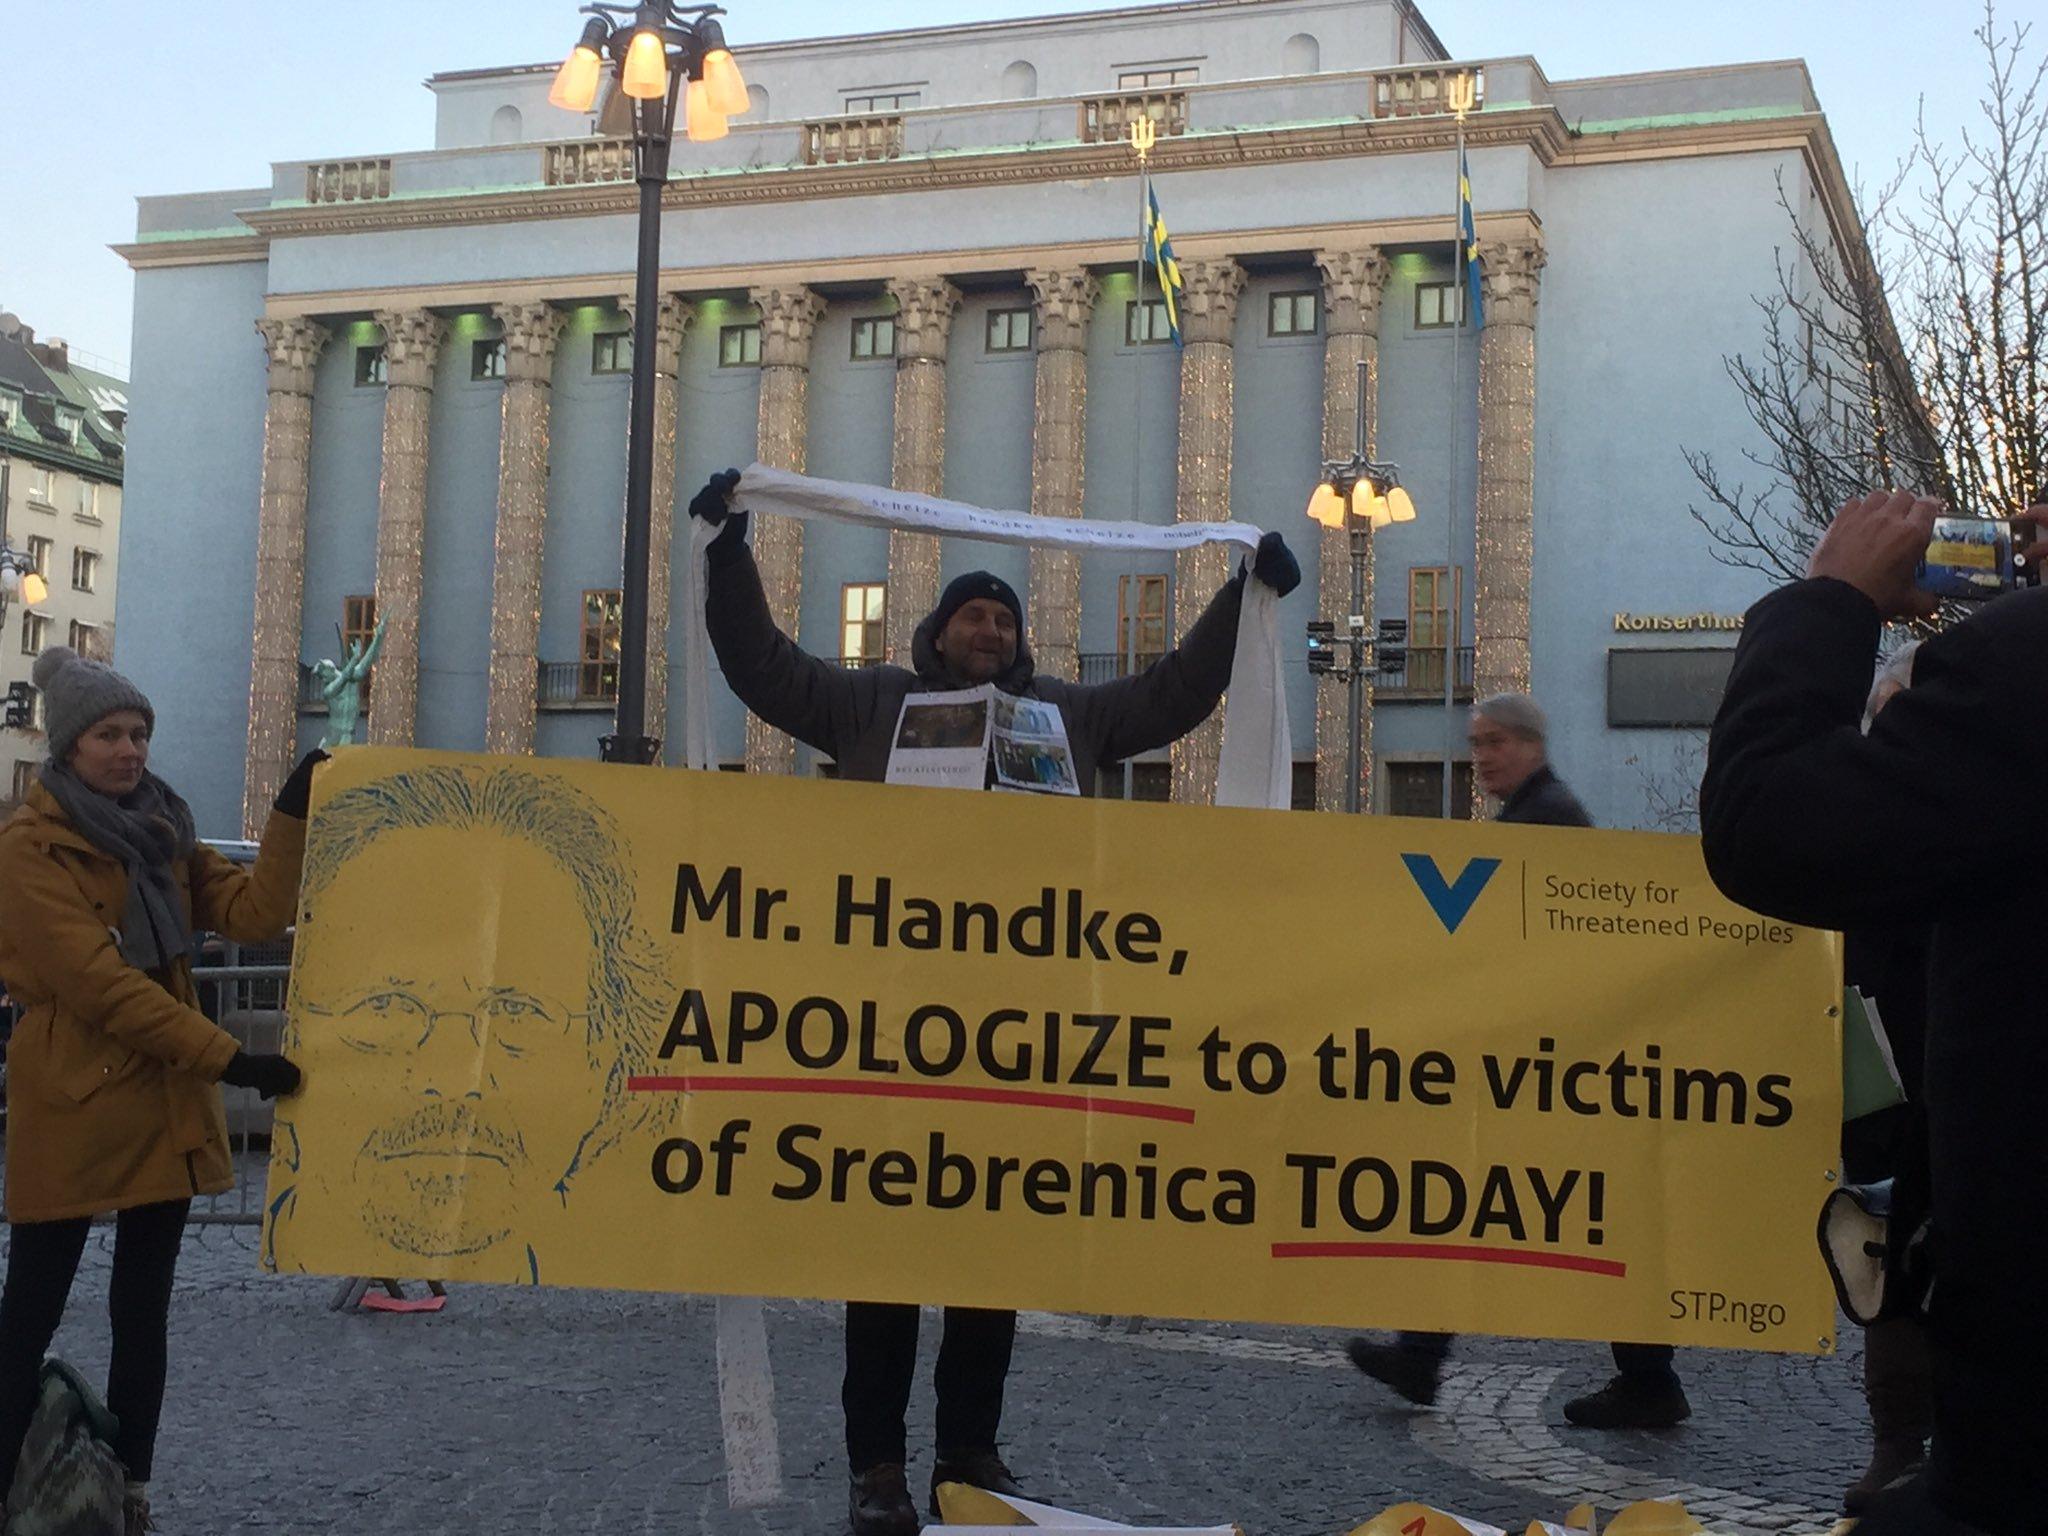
[264,747,1841,1354]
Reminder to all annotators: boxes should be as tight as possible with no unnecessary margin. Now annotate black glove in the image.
[1251,530,1302,598]
[688,468,748,553]
[220,1050,302,1100]
[274,749,330,820]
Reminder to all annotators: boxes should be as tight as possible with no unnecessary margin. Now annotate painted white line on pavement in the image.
[716,1295,785,1509]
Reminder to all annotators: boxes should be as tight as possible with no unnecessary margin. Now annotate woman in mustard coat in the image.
[0,647,316,1532]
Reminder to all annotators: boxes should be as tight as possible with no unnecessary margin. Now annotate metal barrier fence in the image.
[190,941,293,1226]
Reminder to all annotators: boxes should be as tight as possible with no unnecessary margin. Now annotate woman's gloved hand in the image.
[274,749,330,820]
[220,1051,303,1101]
[688,468,748,552]
[1251,530,1302,597]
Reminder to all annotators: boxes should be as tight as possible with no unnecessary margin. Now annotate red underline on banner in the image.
[626,1075,1197,1124]
[1268,1242,1627,1278]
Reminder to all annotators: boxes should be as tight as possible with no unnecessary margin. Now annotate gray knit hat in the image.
[1474,692,1548,741]
[31,646,153,761]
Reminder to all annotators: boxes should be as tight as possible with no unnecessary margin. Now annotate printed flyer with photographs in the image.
[883,688,1081,796]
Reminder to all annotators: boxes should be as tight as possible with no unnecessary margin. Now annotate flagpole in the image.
[1442,82,1472,820]
[1126,116,1155,801]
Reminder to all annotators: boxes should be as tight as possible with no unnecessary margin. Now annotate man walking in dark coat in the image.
[689,470,1302,1536]
[1701,489,2048,1535]
[1346,692,1692,1430]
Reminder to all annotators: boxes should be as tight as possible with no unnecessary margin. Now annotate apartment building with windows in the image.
[0,314,125,807]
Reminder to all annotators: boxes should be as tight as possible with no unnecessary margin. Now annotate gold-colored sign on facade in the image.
[1612,613,1745,634]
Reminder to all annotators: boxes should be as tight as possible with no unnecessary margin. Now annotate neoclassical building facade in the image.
[116,0,1862,837]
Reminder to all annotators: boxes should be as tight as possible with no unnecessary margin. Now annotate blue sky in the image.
[0,0,2011,375]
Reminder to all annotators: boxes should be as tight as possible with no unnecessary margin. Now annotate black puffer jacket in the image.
[704,537,1245,789]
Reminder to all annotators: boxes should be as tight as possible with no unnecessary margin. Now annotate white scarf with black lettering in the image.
[680,465,1291,810]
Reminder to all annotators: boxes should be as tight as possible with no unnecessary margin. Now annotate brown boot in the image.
[1845,1316,1933,1514]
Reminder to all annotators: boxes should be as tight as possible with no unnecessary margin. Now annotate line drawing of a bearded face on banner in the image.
[266,765,671,1282]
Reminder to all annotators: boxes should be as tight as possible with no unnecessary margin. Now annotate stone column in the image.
[367,308,445,747]
[243,317,328,838]
[883,278,962,662]
[1313,248,1390,813]
[484,302,565,756]
[1024,269,1097,682]
[1474,236,1544,708]
[618,292,693,746]
[1168,259,1248,807]
[746,286,827,774]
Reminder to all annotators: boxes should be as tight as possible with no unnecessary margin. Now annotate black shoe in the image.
[1562,1373,1691,1429]
[850,1464,919,1536]
[930,1448,1024,1518]
[1344,1338,1443,1407]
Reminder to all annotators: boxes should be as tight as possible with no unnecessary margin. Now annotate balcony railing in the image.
[1377,645,1475,700]
[538,660,617,710]
[1372,66,1484,119]
[1078,652,1164,685]
[1080,91,1188,144]
[543,140,634,186]
[801,116,904,166]
[305,159,393,204]
[836,655,885,669]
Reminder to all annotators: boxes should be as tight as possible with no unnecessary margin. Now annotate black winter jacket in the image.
[705,537,1245,790]
[1497,765,1593,828]
[1701,576,2048,1533]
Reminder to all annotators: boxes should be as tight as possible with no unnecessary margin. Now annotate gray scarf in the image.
[38,760,198,975]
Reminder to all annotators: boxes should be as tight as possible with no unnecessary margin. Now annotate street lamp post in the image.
[547,2,750,765]
[1303,359,1417,814]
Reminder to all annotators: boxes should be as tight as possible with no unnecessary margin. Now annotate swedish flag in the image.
[1144,186,1186,347]
[1460,150,1485,329]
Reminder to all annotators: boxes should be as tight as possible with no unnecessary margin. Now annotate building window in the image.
[25,536,52,579]
[0,392,17,431]
[1096,762,1173,801]
[841,582,885,664]
[67,620,103,661]
[1115,574,1169,671]
[23,466,53,504]
[1126,298,1173,346]
[472,339,506,380]
[355,344,387,386]
[986,308,1034,354]
[10,761,36,803]
[20,611,49,655]
[55,409,81,445]
[342,595,377,657]
[851,317,897,361]
[1268,291,1319,337]
[1118,66,1199,89]
[1407,567,1459,694]
[1606,648,1738,729]
[71,548,98,594]
[592,333,632,375]
[74,482,99,521]
[1415,281,1467,330]
[1387,761,1475,819]
[719,324,762,368]
[845,90,920,113]
[580,589,623,701]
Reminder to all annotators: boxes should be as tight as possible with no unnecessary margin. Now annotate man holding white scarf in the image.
[687,468,1300,1536]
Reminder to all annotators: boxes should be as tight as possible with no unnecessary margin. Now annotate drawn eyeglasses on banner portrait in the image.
[302,986,591,1059]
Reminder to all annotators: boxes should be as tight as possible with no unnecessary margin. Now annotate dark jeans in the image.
[1398,1330,1678,1382]
[842,1302,1016,1473]
[0,1200,190,1495]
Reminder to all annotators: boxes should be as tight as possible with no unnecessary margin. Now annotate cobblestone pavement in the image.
[11,1222,1868,1535]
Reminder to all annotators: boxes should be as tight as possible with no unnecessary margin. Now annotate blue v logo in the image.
[1400,854,1502,935]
